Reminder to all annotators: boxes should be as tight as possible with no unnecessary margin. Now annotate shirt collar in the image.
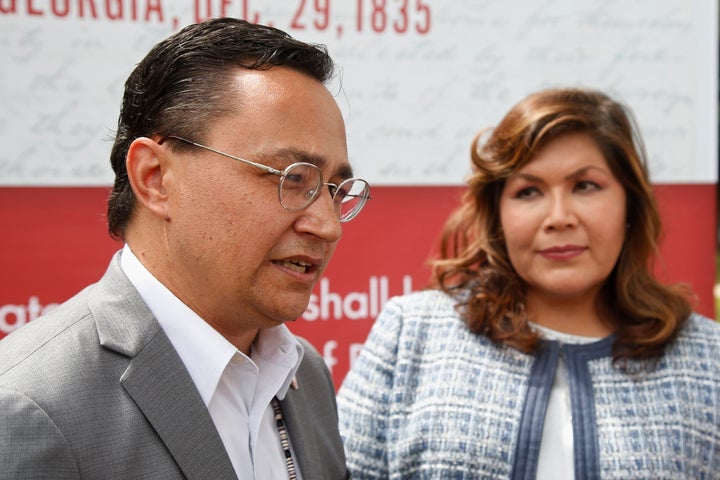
[119,245,304,404]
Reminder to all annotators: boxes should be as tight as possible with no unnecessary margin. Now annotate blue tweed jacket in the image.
[337,290,720,479]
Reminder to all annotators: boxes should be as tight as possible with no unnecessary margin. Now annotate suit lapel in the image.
[91,253,237,480]
[121,332,238,480]
[281,390,323,479]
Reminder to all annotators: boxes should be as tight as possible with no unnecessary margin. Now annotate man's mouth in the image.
[275,259,314,274]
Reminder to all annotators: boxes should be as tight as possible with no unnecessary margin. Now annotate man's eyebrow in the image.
[259,148,354,179]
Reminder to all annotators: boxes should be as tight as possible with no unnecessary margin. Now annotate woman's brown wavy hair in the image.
[432,87,693,361]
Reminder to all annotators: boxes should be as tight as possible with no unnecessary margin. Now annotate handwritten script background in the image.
[0,0,717,186]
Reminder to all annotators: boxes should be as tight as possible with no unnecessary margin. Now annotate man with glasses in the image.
[0,18,368,479]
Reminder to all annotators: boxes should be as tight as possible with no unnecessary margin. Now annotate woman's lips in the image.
[538,245,586,260]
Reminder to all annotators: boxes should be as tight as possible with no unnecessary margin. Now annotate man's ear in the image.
[126,137,172,220]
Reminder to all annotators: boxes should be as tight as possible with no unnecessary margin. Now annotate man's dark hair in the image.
[107,18,335,238]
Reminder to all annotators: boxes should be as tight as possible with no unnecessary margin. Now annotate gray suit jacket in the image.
[0,252,349,479]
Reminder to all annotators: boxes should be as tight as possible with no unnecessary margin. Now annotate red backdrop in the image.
[0,184,716,387]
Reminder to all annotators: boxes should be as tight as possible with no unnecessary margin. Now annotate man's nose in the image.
[295,187,343,242]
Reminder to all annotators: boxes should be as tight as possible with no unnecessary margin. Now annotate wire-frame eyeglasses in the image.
[165,136,371,223]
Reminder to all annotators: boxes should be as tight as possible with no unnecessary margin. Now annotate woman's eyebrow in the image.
[565,165,608,180]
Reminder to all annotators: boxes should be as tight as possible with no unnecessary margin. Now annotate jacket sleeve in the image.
[336,297,405,480]
[0,386,81,479]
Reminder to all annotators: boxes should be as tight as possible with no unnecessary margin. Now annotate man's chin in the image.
[272,298,312,324]
[259,283,315,320]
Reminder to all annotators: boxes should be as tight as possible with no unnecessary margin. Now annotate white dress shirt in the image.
[120,245,304,479]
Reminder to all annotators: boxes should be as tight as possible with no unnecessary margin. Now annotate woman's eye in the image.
[575,180,600,192]
[515,186,540,199]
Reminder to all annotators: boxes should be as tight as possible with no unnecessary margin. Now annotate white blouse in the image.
[531,324,601,480]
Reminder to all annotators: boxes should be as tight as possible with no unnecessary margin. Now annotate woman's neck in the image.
[525,290,614,337]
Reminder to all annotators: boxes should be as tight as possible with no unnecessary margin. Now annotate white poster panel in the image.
[0,0,717,185]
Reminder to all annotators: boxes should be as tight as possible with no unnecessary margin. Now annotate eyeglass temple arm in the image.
[166,136,284,176]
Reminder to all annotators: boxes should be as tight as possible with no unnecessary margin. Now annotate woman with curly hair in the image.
[337,87,720,479]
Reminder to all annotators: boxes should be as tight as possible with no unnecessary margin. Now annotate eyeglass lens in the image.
[278,163,369,222]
